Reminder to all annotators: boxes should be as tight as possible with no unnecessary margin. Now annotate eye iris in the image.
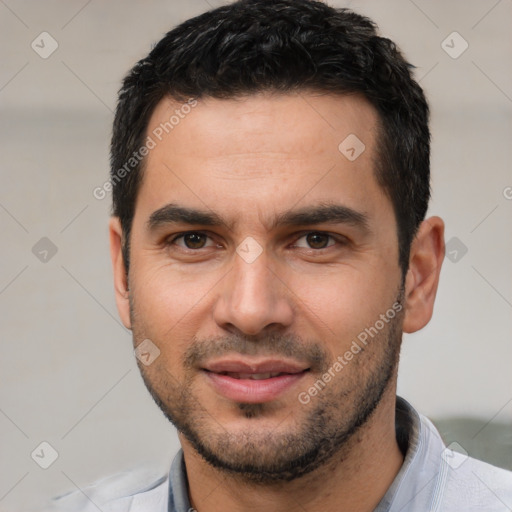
[184,233,206,249]
[306,233,329,249]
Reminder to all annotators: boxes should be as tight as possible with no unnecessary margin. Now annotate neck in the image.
[181,388,403,512]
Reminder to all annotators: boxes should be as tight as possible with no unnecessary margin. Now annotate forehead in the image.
[147,91,378,160]
[136,92,392,233]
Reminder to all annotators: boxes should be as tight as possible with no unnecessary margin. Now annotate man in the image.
[52,0,512,510]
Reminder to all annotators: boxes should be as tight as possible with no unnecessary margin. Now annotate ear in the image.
[402,216,445,333]
[109,216,132,329]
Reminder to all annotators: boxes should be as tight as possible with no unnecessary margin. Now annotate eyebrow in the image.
[146,202,371,234]
[272,203,370,233]
[147,204,230,231]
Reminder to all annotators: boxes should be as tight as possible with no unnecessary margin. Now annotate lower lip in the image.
[203,371,308,403]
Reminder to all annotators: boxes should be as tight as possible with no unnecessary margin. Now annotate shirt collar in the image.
[374,396,446,511]
[168,396,444,512]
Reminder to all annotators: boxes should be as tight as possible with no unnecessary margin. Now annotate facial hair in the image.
[131,289,404,484]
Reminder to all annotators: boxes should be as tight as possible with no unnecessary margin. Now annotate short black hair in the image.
[111,0,430,277]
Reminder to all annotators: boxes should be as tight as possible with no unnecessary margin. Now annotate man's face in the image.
[119,92,405,481]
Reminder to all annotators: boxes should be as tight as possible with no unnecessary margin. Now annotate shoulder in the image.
[439,444,512,511]
[46,465,169,512]
[397,401,512,512]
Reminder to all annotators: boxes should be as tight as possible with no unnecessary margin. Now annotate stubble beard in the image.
[131,291,404,484]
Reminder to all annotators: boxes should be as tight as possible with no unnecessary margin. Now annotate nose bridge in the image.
[213,247,293,335]
[232,251,272,304]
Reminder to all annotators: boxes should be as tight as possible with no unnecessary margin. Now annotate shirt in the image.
[49,396,512,511]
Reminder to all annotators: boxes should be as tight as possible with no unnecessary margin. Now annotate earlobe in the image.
[402,216,445,333]
[109,217,132,329]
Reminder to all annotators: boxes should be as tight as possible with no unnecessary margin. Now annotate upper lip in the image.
[203,358,309,374]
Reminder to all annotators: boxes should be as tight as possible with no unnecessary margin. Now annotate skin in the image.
[109,91,445,512]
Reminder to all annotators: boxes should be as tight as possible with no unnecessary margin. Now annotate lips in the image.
[202,358,309,403]
[204,359,308,375]
[217,371,285,380]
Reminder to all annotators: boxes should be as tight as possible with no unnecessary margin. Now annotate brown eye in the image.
[182,233,207,249]
[166,231,220,255]
[305,232,331,249]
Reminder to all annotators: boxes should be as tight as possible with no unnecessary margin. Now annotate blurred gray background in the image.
[1,0,511,510]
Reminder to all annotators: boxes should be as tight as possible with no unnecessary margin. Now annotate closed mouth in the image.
[206,370,308,380]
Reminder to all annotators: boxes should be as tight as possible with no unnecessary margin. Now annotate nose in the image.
[212,247,294,336]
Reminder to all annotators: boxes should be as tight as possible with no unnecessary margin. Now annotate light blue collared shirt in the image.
[50,396,512,511]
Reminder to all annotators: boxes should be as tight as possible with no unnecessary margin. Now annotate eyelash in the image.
[166,231,347,252]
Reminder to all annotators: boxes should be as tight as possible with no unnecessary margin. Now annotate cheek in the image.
[134,262,216,318]
[130,264,224,359]
[289,267,397,349]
